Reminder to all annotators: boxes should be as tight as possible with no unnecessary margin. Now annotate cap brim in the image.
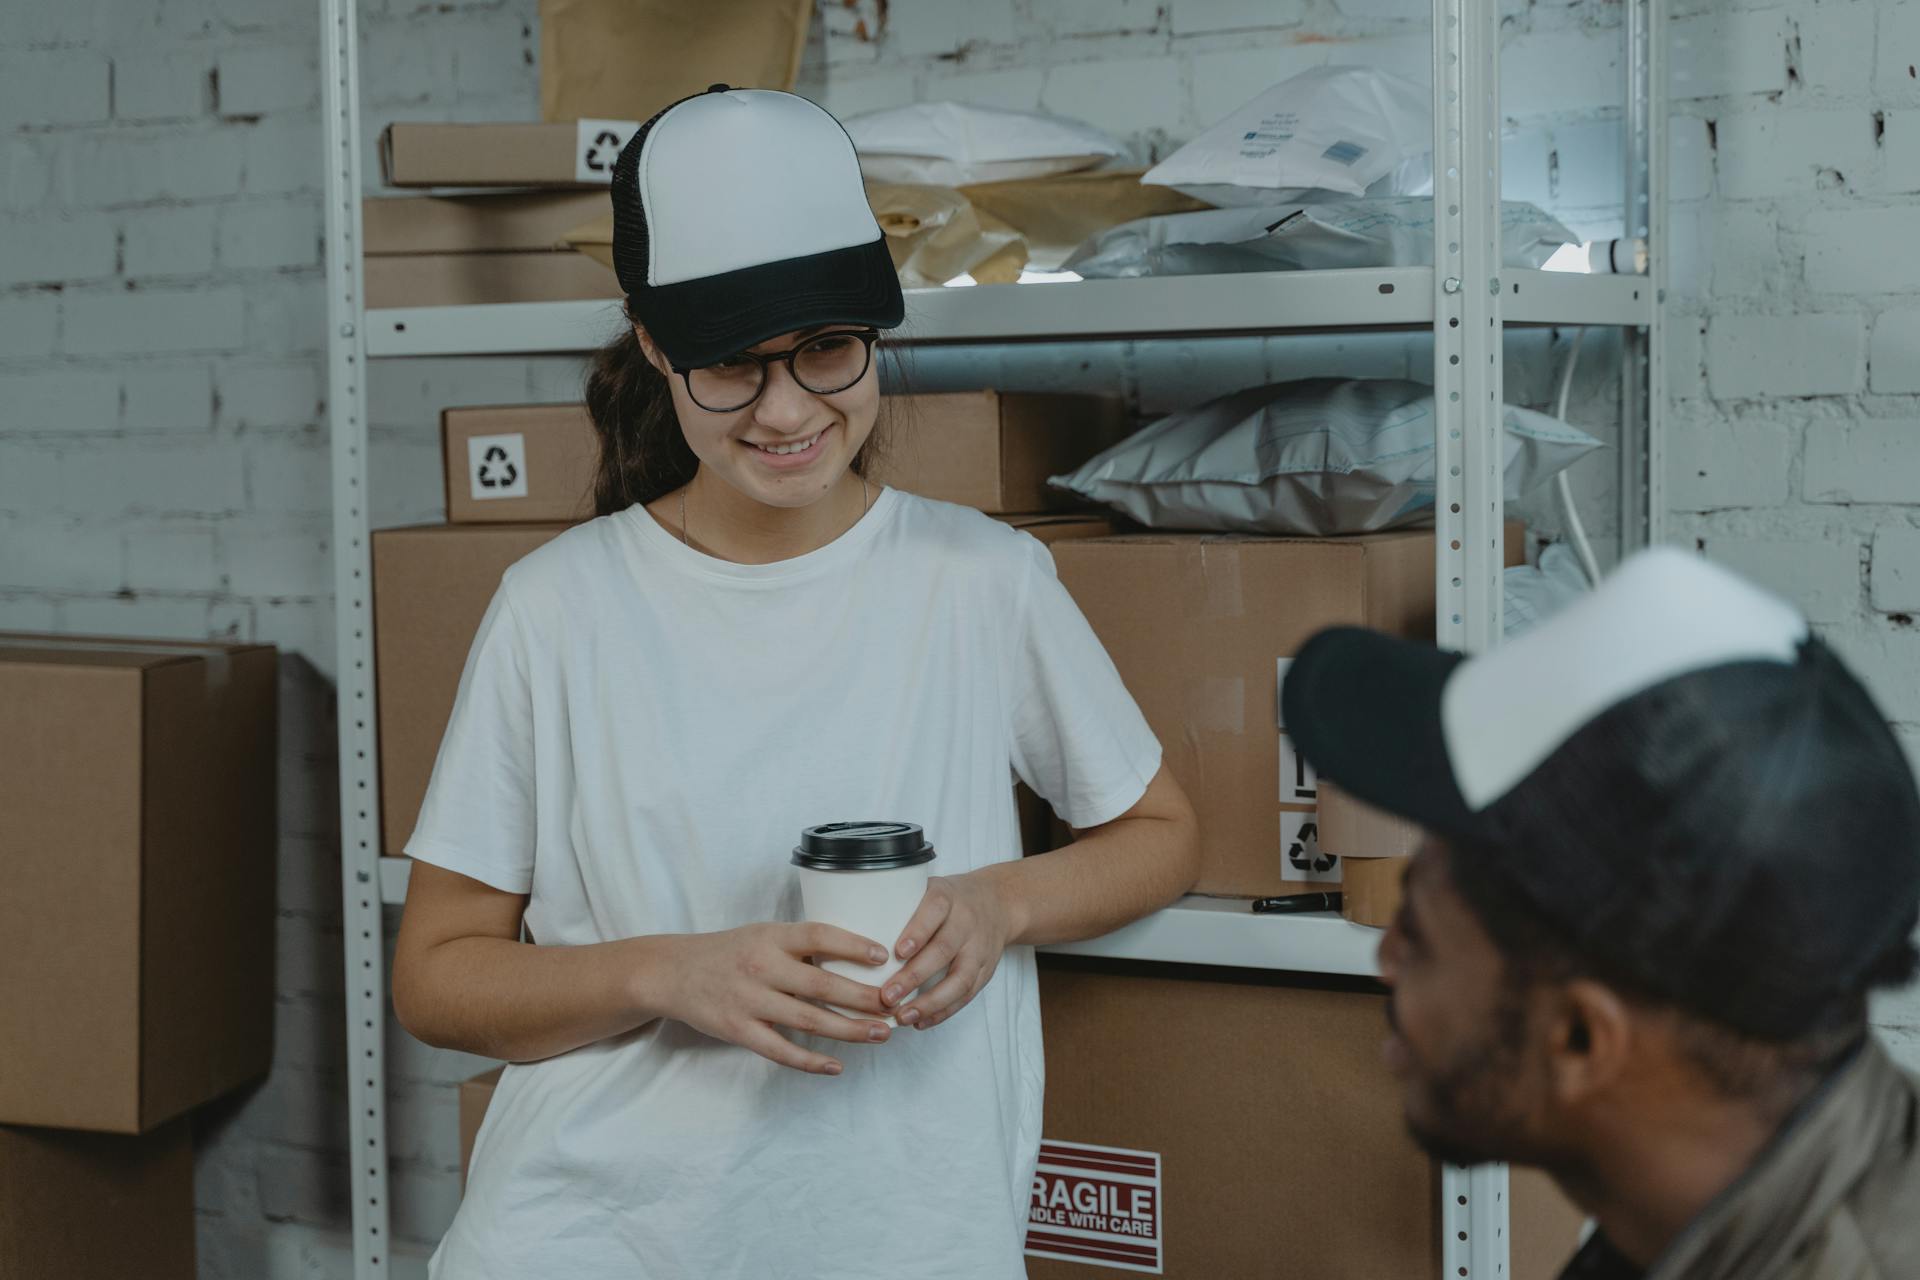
[1283,627,1481,843]
[633,236,905,368]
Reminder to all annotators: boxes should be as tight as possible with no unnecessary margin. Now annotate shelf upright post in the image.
[1433,0,1512,1270]
[320,0,393,1275]
[1622,0,1668,553]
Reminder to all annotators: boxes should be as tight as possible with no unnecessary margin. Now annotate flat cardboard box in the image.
[374,524,573,856]
[365,251,620,308]
[873,392,1130,514]
[438,396,1128,523]
[364,191,612,255]
[0,1119,194,1279]
[1051,527,1522,898]
[0,636,276,1133]
[460,1067,504,1185]
[443,405,600,525]
[380,122,599,188]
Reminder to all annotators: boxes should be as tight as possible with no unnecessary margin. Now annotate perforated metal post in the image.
[320,0,392,1275]
[1621,0,1668,554]
[1434,0,1512,1269]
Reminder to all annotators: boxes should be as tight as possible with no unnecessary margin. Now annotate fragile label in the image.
[1282,809,1340,883]
[1026,1141,1164,1274]
[1278,732,1317,805]
[575,118,640,183]
[468,433,528,501]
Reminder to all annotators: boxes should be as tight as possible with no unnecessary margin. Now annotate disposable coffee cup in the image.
[793,821,936,1024]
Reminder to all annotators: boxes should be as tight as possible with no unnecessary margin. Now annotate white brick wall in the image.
[4,2,1918,1276]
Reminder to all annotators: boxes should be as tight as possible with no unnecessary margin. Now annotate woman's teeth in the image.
[754,432,821,456]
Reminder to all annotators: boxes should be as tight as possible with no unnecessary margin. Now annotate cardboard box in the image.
[443,405,600,525]
[374,524,573,855]
[0,636,276,1133]
[873,392,1130,514]
[437,397,1128,524]
[364,191,612,255]
[1051,527,1522,898]
[0,1120,194,1279]
[1030,959,1432,1276]
[365,251,620,309]
[460,1067,504,1186]
[380,122,606,188]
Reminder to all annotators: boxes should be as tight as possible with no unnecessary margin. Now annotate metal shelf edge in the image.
[363,269,1650,358]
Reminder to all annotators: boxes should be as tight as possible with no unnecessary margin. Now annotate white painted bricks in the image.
[1707,314,1865,399]
[1805,418,1920,504]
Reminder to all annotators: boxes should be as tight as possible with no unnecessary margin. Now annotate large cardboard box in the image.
[375,515,1113,856]
[1051,528,1522,898]
[873,392,1130,515]
[1031,959,1585,1279]
[0,636,276,1133]
[443,405,601,525]
[0,1120,194,1279]
[374,524,572,855]
[438,395,1128,524]
[380,122,609,188]
[365,251,620,309]
[364,191,612,255]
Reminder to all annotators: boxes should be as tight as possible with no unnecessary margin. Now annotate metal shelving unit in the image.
[322,0,1666,1274]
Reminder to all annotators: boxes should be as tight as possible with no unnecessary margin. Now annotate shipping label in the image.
[1026,1140,1164,1274]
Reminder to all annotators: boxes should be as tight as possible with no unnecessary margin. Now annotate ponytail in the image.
[584,322,898,518]
[585,325,691,517]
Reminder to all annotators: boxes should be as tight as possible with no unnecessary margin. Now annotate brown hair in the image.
[584,321,897,517]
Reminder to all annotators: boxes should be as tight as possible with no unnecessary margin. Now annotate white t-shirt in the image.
[409,489,1162,1280]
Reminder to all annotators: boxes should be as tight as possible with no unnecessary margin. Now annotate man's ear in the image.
[633,325,672,377]
[1546,979,1634,1106]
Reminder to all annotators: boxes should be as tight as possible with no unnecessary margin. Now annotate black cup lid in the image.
[793,821,935,871]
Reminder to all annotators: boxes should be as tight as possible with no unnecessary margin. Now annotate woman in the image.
[392,86,1199,1279]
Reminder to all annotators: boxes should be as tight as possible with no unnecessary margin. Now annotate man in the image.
[1282,547,1920,1280]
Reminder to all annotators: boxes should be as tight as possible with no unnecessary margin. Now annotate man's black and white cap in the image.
[610,86,904,369]
[1283,547,1920,1039]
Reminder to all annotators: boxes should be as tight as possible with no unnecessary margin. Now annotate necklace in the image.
[679,477,871,551]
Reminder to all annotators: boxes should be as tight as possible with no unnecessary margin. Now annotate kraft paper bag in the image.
[541,0,813,124]
[959,168,1212,270]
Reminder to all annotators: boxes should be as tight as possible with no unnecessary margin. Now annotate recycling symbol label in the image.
[1281,810,1340,883]
[574,118,640,183]
[467,433,528,501]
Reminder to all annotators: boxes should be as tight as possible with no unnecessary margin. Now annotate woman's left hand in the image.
[882,870,1024,1031]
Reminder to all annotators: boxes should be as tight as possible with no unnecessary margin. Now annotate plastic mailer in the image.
[1048,378,1604,537]
[845,102,1125,186]
[1143,66,1434,203]
[1063,198,1578,277]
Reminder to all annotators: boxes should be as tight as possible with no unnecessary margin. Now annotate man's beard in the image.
[1389,992,1532,1168]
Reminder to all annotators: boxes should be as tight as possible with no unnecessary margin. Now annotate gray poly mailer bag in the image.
[1049,378,1603,537]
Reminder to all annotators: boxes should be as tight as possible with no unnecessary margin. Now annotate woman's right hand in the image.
[658,924,894,1075]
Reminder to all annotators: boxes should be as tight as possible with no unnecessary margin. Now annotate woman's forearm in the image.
[981,804,1201,949]
[394,932,682,1064]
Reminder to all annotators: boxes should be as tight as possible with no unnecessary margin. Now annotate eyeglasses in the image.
[673,329,881,413]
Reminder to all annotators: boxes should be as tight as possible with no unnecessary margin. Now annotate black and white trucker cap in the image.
[1282,547,1920,1038]
[610,85,904,368]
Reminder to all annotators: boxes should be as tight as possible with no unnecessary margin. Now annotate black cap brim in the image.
[631,236,905,369]
[1283,627,1480,844]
